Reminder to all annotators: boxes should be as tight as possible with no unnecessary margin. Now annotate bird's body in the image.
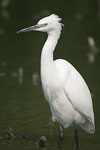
[40,15,95,133]
[42,59,94,132]
[17,14,95,147]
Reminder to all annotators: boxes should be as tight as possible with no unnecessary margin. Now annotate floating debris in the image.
[7,127,15,139]
[5,126,15,140]
[0,128,32,141]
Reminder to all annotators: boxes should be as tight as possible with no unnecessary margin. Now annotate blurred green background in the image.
[0,0,100,150]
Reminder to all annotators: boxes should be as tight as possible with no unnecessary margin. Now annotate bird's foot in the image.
[75,145,80,150]
[57,141,63,150]
[57,135,64,147]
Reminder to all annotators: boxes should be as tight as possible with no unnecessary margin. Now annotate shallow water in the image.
[0,0,100,150]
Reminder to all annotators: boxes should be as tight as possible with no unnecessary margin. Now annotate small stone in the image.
[38,136,47,147]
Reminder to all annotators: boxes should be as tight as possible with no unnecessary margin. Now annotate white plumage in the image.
[17,14,95,139]
[39,14,95,133]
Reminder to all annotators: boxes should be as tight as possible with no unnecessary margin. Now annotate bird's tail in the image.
[79,118,95,133]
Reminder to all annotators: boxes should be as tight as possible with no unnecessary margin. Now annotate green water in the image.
[0,0,100,150]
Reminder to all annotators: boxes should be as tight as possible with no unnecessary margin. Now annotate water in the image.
[0,0,100,149]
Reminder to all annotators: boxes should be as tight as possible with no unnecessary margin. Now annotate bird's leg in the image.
[74,129,79,150]
[58,126,64,147]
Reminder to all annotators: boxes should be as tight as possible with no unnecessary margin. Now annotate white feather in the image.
[54,59,95,133]
[40,14,95,133]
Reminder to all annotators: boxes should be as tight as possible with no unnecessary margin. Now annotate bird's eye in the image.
[42,23,48,27]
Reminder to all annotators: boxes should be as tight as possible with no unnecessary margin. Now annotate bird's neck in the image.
[40,31,60,82]
[41,32,60,67]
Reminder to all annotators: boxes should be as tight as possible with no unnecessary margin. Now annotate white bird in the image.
[17,14,95,148]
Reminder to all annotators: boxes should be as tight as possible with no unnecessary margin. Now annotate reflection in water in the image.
[57,139,63,150]
[87,36,99,64]
[11,67,23,84]
[32,73,40,86]
[57,145,63,150]
[18,67,23,84]
[47,116,54,135]
[0,63,41,85]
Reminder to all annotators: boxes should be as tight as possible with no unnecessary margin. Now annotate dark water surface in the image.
[0,0,100,150]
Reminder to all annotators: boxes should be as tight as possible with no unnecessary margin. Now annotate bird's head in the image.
[17,14,63,35]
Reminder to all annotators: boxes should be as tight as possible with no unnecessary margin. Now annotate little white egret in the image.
[17,14,95,148]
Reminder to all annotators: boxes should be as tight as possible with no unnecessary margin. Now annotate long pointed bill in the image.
[17,24,41,33]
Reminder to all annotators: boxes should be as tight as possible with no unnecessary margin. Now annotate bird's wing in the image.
[54,59,94,125]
